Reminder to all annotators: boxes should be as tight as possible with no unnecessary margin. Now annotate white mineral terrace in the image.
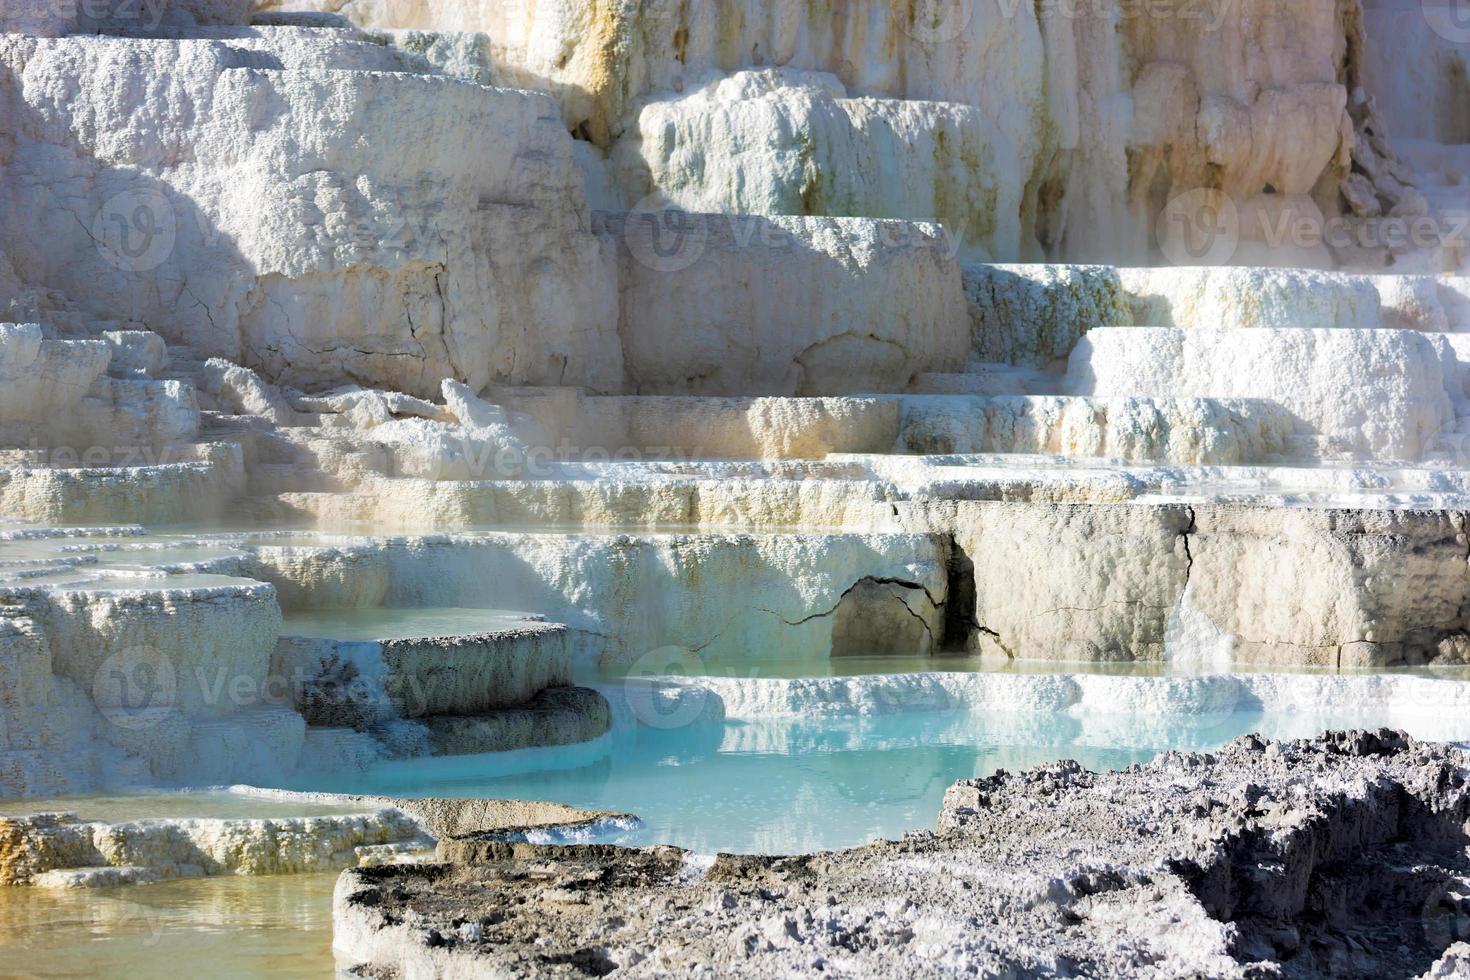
[1,0,1469,976]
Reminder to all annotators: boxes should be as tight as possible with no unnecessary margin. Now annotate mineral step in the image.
[272,617,572,726]
[18,513,1439,670]
[1,807,432,886]
[0,450,246,525]
[420,687,611,756]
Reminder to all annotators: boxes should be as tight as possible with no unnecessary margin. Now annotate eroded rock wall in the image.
[0,33,620,398]
[1189,507,1470,667]
[597,210,968,396]
[254,0,1380,264]
[357,532,950,665]
[902,500,1470,667]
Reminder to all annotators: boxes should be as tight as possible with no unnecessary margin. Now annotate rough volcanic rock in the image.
[335,730,1470,978]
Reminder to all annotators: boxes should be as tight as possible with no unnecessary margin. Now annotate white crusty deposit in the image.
[1067,327,1457,460]
[613,69,1022,261]
[268,0,1419,270]
[328,531,951,666]
[4,4,1470,951]
[1,33,619,398]
[596,211,968,396]
[898,395,1295,465]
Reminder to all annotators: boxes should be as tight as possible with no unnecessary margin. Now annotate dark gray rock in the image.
[334,730,1470,978]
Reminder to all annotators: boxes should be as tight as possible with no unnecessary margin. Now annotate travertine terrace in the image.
[2,0,1470,976]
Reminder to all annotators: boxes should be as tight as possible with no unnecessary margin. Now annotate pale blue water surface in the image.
[280,696,1410,854]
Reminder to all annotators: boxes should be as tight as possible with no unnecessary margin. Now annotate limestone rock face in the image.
[923,501,1195,663]
[573,395,903,460]
[0,808,428,885]
[1068,326,1456,461]
[1362,1,1470,147]
[280,0,1051,163]
[371,532,950,666]
[1117,267,1384,331]
[260,0,1410,267]
[0,616,133,799]
[1189,508,1470,667]
[422,686,611,755]
[0,323,199,456]
[963,264,1127,367]
[0,33,619,398]
[1121,0,1356,232]
[0,445,245,525]
[828,577,939,658]
[23,583,282,719]
[0,325,111,438]
[898,395,1294,466]
[272,621,572,727]
[613,69,1019,260]
[597,211,968,396]
[4,0,1470,834]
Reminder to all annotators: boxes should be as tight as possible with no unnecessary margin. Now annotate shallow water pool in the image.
[277,696,1449,854]
[280,606,542,641]
[0,873,338,979]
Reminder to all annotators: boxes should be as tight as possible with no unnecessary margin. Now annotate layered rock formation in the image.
[334,731,1470,978]
[0,10,1468,977]
[0,792,630,886]
[240,0,1463,271]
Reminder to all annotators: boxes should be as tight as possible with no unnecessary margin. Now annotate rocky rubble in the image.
[335,731,1470,978]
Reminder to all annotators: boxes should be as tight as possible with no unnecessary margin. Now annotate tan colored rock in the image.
[898,395,1293,465]
[829,578,939,658]
[423,687,611,756]
[0,808,428,886]
[1188,507,1469,667]
[905,500,1193,662]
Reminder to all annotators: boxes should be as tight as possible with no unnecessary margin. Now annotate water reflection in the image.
[0,873,337,980]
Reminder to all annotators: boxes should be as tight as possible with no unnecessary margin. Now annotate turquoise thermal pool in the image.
[275,678,1470,855]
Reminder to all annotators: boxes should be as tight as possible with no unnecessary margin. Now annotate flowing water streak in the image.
[1164,585,1236,676]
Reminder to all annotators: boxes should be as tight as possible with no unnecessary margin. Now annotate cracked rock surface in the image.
[335,730,1470,978]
